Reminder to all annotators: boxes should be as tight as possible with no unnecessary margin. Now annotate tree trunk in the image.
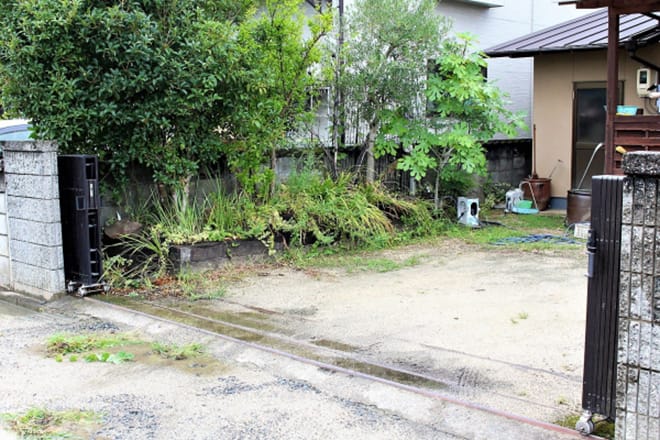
[270,146,277,197]
[434,170,440,211]
[365,122,378,183]
[330,0,345,180]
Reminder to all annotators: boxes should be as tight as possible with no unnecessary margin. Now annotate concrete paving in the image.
[0,292,594,440]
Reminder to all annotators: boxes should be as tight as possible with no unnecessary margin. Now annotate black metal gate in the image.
[58,155,103,295]
[579,175,624,432]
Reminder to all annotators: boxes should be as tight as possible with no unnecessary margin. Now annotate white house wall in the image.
[434,0,590,138]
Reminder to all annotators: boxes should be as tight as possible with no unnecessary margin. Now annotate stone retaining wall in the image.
[1,141,64,300]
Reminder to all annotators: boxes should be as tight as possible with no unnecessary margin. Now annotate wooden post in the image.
[604,8,619,174]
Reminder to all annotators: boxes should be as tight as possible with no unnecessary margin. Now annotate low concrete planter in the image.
[169,239,282,272]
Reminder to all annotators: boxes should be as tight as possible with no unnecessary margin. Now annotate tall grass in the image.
[149,188,208,244]
[275,172,394,247]
[205,191,272,241]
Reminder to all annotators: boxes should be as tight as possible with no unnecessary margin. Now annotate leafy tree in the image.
[338,0,448,183]
[222,0,332,197]
[0,0,329,200]
[376,34,525,208]
[0,0,255,194]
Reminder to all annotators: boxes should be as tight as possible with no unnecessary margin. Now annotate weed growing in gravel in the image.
[510,312,529,324]
[47,333,138,364]
[82,351,135,364]
[151,342,205,360]
[177,270,226,301]
[1,407,100,439]
[45,332,211,371]
[46,333,138,357]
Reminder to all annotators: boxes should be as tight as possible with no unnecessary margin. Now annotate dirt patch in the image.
[193,240,588,422]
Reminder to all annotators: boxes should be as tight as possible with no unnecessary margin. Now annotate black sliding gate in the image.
[58,155,105,296]
[577,175,624,434]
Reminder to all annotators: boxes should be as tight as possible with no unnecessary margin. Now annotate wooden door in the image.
[573,83,607,190]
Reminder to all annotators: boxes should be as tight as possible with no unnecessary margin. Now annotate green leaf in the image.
[107,351,134,364]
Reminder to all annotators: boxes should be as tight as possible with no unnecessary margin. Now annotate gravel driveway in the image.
[0,240,588,439]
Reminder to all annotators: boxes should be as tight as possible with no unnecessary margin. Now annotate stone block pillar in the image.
[0,170,10,288]
[2,141,64,300]
[616,151,660,439]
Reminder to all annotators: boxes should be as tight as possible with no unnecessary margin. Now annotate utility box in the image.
[58,155,104,296]
[457,197,479,227]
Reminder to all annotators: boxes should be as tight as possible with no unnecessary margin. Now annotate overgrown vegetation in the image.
[101,180,579,294]
[103,169,442,289]
[1,0,545,293]
[1,407,100,440]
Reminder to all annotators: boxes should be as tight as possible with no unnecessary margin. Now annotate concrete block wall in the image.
[0,173,9,287]
[484,140,532,187]
[1,141,64,300]
[616,151,660,440]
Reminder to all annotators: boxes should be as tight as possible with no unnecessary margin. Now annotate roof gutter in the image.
[486,46,606,58]
[625,15,660,72]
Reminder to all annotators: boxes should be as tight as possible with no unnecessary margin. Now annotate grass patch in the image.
[1,407,100,440]
[445,211,578,250]
[285,249,427,273]
[151,342,204,360]
[555,413,615,439]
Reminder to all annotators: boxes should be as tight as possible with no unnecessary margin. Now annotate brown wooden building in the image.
[488,2,660,204]
[571,1,660,175]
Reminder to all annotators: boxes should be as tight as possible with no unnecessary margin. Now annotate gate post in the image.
[616,151,660,439]
[2,140,65,301]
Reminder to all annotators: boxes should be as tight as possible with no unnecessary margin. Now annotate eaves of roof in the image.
[486,8,660,58]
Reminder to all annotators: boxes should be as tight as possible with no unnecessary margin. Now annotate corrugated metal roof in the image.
[569,0,660,11]
[486,9,660,58]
